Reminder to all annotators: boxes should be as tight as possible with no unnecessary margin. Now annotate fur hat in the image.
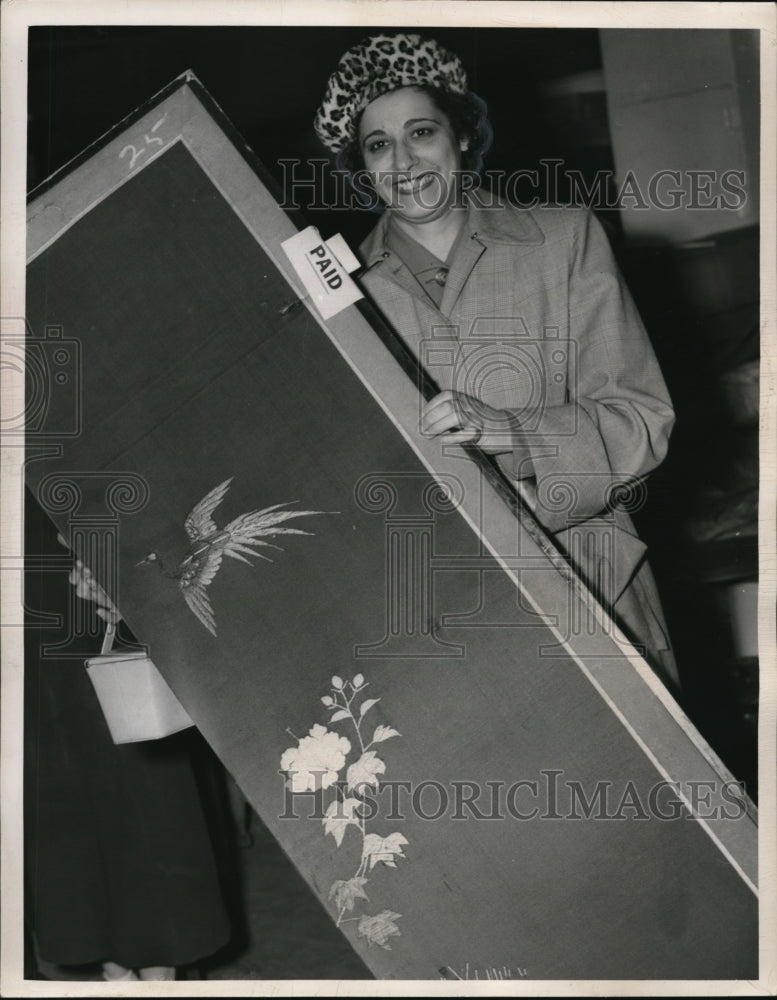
[314,33,467,152]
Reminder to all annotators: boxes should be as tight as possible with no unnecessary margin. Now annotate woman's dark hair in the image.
[335,85,493,210]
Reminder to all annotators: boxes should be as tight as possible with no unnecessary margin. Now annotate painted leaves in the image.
[347,750,385,792]
[329,877,369,914]
[357,911,402,950]
[280,673,407,951]
[372,724,400,744]
[322,797,362,847]
[362,833,408,871]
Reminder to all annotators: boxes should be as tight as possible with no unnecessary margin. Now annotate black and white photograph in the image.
[1,1,775,994]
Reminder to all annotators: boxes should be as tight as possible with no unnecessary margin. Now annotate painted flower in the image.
[280,724,351,792]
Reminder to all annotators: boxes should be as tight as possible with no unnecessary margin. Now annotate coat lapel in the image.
[440,198,546,315]
[359,212,438,306]
[439,235,485,316]
[356,199,548,374]
[358,211,458,349]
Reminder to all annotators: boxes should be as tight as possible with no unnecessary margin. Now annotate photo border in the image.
[3,3,775,996]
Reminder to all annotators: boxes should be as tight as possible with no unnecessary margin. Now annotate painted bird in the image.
[136,477,324,636]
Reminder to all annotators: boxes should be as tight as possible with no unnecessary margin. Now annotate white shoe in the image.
[138,966,176,981]
[102,962,138,981]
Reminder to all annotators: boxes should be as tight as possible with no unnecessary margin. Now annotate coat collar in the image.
[358,195,545,269]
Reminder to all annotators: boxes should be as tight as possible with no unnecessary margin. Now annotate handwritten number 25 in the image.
[119,116,167,170]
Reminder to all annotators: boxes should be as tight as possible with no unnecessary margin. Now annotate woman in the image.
[24,492,232,981]
[314,33,678,687]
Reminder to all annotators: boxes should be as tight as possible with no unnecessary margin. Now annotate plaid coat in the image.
[359,200,678,685]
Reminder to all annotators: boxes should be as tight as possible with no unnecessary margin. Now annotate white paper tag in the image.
[323,232,361,274]
[281,226,364,320]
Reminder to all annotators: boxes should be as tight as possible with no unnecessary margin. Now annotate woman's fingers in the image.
[61,546,123,621]
[439,426,482,444]
[96,607,121,624]
[421,391,515,453]
[422,399,482,441]
[421,391,475,436]
[68,558,120,614]
[423,409,462,435]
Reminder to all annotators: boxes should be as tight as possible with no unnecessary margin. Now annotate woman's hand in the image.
[420,390,517,454]
[57,533,122,624]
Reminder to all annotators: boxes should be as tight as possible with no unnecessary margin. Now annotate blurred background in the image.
[25,24,761,981]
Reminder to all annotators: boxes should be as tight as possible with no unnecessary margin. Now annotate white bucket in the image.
[86,646,195,744]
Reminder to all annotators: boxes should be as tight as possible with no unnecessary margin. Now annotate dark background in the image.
[27,25,619,258]
[27,27,606,191]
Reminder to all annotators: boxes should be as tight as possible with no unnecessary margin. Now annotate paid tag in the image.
[281,227,363,320]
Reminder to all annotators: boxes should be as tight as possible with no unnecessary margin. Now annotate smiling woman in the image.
[314,32,680,688]
[358,88,468,236]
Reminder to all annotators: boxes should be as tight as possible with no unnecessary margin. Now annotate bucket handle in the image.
[99,621,117,656]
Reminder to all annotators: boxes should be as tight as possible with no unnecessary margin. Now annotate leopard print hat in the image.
[314,33,468,152]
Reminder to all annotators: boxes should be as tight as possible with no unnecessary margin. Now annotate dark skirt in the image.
[24,493,231,969]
